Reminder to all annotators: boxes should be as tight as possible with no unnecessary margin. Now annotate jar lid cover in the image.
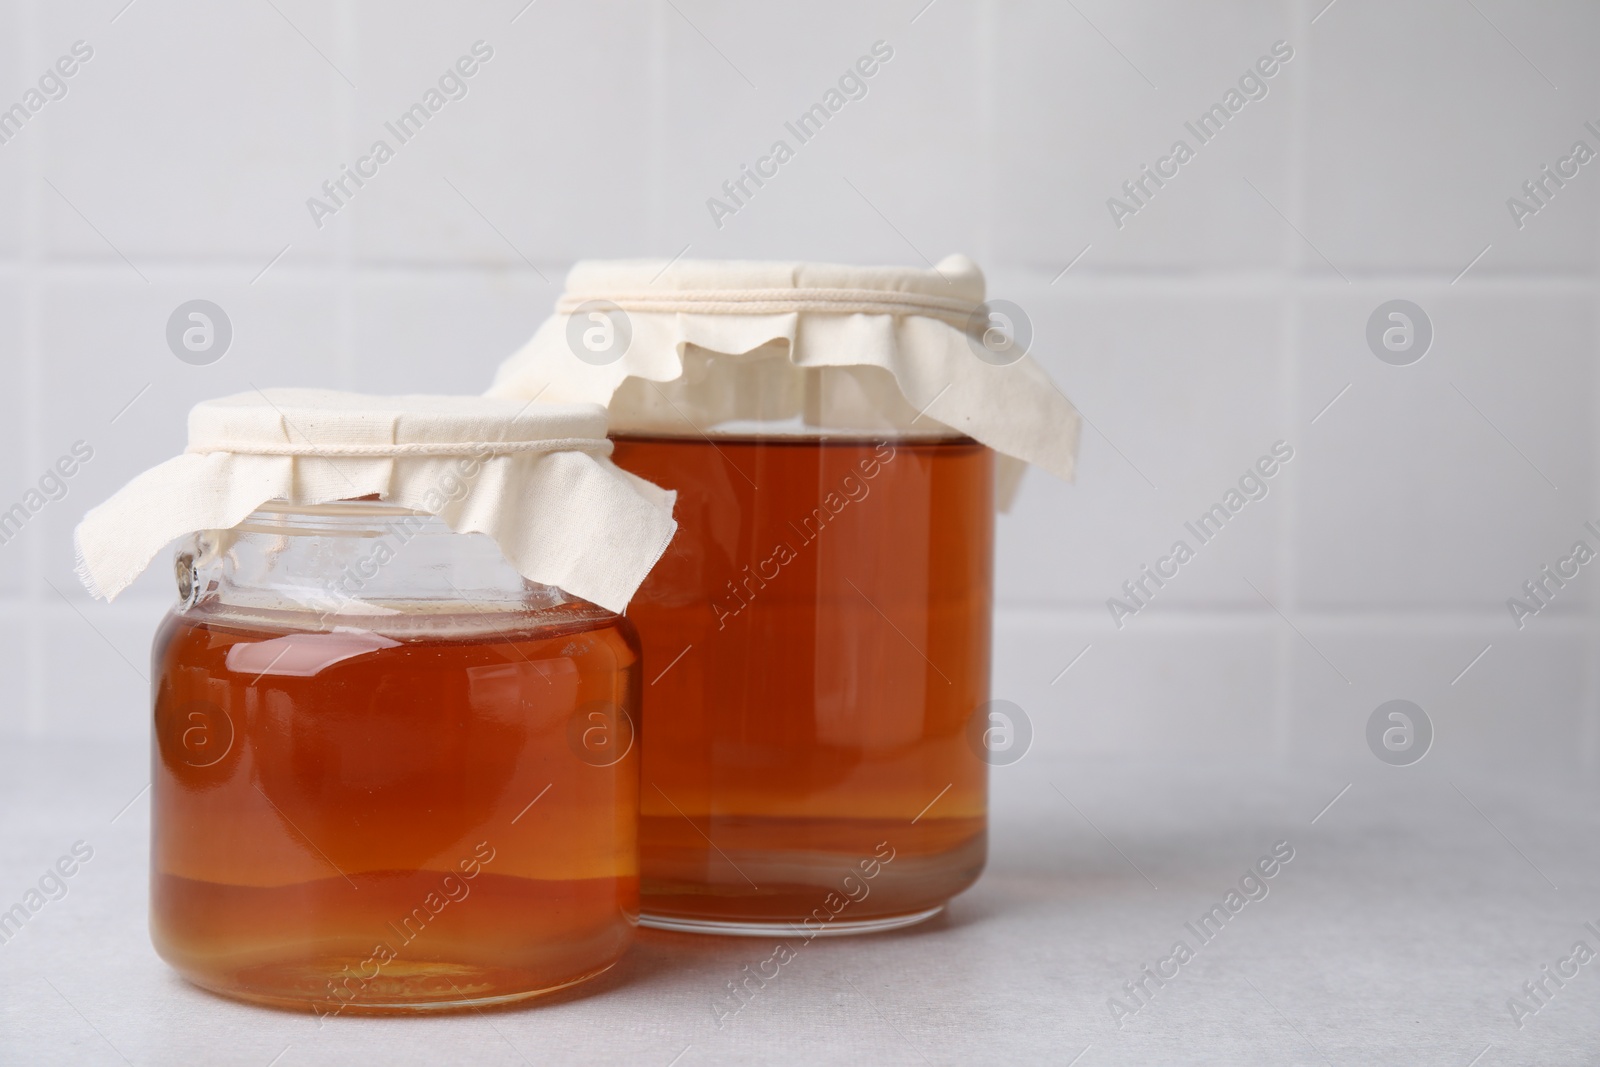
[487,254,1079,501]
[74,389,677,612]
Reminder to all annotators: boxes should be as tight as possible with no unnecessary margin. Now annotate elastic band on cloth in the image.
[555,287,981,324]
[183,437,615,458]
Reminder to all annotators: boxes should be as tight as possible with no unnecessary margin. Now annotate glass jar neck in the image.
[606,359,969,440]
[180,500,576,627]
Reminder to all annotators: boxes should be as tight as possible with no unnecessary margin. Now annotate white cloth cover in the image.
[485,254,1080,501]
[73,390,678,613]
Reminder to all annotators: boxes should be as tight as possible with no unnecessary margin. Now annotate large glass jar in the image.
[607,361,994,935]
[150,501,641,1013]
[487,255,1078,935]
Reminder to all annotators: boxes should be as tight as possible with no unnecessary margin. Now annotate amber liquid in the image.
[611,435,993,927]
[151,600,640,1013]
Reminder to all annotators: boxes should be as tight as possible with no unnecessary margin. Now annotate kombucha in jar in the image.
[487,254,1080,935]
[612,432,994,934]
[149,503,641,1013]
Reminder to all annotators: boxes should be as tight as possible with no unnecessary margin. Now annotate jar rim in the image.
[225,499,443,540]
[250,499,429,519]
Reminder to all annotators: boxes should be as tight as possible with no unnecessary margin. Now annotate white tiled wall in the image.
[3,0,1596,781]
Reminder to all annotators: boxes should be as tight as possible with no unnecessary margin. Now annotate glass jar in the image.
[607,361,994,934]
[150,500,640,1013]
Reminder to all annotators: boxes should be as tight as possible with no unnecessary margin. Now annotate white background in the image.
[4,0,1595,772]
[3,1,1600,1064]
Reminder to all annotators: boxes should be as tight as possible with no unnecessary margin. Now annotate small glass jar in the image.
[150,501,640,1014]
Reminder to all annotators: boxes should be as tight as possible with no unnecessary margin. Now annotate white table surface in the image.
[3,738,1596,1066]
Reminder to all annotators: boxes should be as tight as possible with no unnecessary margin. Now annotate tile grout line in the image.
[1584,260,1600,781]
[21,0,45,736]
[646,0,669,252]
[1584,94,1600,785]
[975,0,997,270]
[5,259,1600,289]
[335,0,357,390]
[1273,289,1299,760]
[1273,0,1313,761]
